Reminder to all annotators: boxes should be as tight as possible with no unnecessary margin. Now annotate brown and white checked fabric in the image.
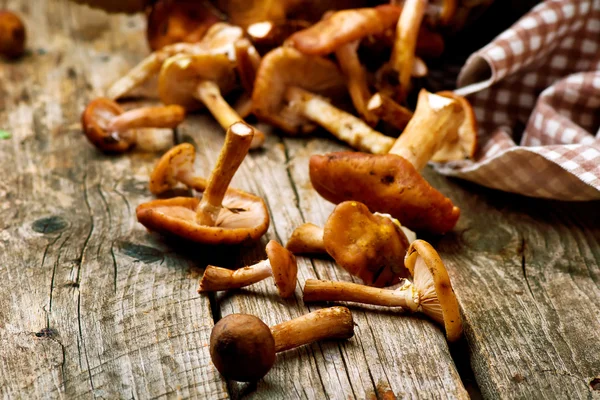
[433,0,600,200]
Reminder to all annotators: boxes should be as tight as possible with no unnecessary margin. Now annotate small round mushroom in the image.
[136,122,270,245]
[303,240,462,341]
[81,98,185,153]
[199,240,297,297]
[285,223,326,255]
[158,52,265,149]
[324,201,410,287]
[210,306,355,382]
[148,143,205,195]
[0,10,26,59]
[309,90,464,234]
[146,0,222,51]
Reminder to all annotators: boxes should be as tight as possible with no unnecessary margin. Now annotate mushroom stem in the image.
[303,279,420,312]
[194,80,265,149]
[391,0,428,101]
[196,122,254,226]
[335,41,378,126]
[106,51,166,100]
[175,169,208,192]
[108,105,185,132]
[366,93,413,130]
[199,260,272,292]
[270,306,354,353]
[285,87,394,154]
[388,90,462,170]
[286,223,326,254]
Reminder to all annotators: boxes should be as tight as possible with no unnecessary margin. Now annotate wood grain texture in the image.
[0,1,227,398]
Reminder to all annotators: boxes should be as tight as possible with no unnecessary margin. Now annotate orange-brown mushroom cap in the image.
[136,193,269,245]
[309,152,460,235]
[149,143,198,195]
[404,239,462,342]
[324,201,409,287]
[432,91,478,163]
[0,11,26,59]
[265,240,298,298]
[252,47,346,134]
[286,5,401,55]
[146,0,222,51]
[81,98,133,153]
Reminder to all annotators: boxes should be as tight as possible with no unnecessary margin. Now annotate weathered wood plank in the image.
[0,1,227,398]
[428,173,600,399]
[179,115,468,399]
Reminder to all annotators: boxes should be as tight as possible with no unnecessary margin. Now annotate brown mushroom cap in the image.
[404,240,462,342]
[286,5,401,55]
[81,98,134,153]
[252,47,346,134]
[432,91,478,163]
[0,11,26,59]
[146,0,222,51]
[210,313,276,382]
[309,152,460,235]
[324,201,410,287]
[158,52,236,110]
[136,192,269,245]
[149,143,198,195]
[265,240,298,298]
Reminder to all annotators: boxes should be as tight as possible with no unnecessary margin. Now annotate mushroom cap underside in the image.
[149,143,197,194]
[136,194,269,245]
[265,240,298,298]
[324,201,409,287]
[405,239,462,342]
[158,52,236,110]
[309,152,460,235]
[251,46,347,134]
[81,98,134,153]
[432,91,478,163]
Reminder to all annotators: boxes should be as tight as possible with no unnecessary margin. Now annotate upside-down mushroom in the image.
[0,10,26,59]
[146,0,222,51]
[303,240,462,342]
[324,201,410,287]
[106,23,244,100]
[210,307,354,381]
[81,98,185,153]
[136,122,269,244]
[158,51,265,149]
[309,89,464,234]
[199,240,297,298]
[285,223,326,255]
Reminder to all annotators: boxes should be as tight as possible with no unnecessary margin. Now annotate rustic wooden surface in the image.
[0,1,599,399]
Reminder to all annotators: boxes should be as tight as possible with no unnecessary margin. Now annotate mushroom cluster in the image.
[63,0,478,387]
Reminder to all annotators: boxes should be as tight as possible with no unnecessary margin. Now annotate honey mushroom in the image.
[303,240,462,342]
[81,98,185,153]
[136,122,270,245]
[285,223,326,255]
[246,19,312,55]
[210,307,355,382]
[366,92,413,131]
[252,47,394,154]
[309,89,469,234]
[198,240,298,298]
[0,10,26,59]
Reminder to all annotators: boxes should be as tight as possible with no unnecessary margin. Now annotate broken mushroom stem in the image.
[199,240,298,298]
[196,121,254,226]
[303,240,462,342]
[193,80,266,150]
[285,86,394,154]
[285,222,326,255]
[210,307,354,382]
[388,89,463,170]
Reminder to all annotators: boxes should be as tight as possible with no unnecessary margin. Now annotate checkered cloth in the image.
[432,0,600,200]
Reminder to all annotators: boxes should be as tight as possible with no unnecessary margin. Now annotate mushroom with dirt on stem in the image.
[158,51,265,149]
[303,239,462,342]
[198,240,297,297]
[309,89,465,234]
[81,98,185,153]
[0,10,26,59]
[136,122,269,244]
[210,306,355,382]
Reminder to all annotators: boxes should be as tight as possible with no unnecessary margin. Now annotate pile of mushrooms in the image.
[65,0,483,386]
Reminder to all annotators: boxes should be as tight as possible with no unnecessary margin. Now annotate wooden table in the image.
[1,2,599,399]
